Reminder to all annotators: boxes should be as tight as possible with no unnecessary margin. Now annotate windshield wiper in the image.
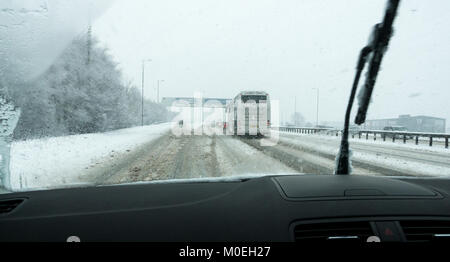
[335,0,401,175]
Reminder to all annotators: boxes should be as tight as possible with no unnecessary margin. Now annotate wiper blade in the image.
[335,0,401,175]
[355,0,401,124]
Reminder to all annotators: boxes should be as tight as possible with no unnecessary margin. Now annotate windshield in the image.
[1,0,449,193]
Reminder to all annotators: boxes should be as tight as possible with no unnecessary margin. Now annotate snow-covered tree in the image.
[10,34,170,140]
[0,84,21,188]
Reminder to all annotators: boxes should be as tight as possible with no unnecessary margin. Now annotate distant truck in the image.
[383,125,407,132]
[382,125,413,139]
[225,91,271,137]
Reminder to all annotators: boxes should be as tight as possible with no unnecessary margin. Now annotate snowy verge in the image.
[277,130,450,153]
[275,130,450,177]
[9,123,172,191]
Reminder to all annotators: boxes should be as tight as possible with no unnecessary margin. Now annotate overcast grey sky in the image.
[1,0,449,126]
[91,0,450,125]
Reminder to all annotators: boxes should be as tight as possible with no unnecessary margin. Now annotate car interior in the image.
[2,0,450,250]
[1,174,450,242]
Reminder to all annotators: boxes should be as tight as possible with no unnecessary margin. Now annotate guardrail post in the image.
[276,127,450,149]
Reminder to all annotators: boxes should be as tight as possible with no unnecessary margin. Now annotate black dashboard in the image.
[1,174,450,242]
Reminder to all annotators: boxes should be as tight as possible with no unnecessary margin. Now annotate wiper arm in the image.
[335,0,401,175]
[335,47,372,175]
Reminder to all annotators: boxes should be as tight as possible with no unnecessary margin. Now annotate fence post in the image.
[374,133,376,141]
[366,132,369,140]
[415,136,419,145]
[403,134,406,144]
[446,137,448,149]
[429,137,433,147]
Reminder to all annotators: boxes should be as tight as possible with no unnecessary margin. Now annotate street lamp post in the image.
[157,80,164,103]
[141,59,152,126]
[312,88,319,127]
[294,96,297,126]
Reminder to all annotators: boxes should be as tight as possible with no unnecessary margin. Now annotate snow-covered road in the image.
[5,124,450,192]
[97,134,296,185]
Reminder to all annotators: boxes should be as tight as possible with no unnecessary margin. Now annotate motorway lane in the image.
[92,132,296,185]
[86,130,449,185]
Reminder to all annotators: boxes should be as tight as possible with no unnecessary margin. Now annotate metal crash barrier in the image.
[275,126,449,149]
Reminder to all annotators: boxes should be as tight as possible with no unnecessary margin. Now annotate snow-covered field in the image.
[9,123,171,191]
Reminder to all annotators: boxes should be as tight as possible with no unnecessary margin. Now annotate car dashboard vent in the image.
[293,221,374,242]
[401,220,450,243]
[0,199,25,214]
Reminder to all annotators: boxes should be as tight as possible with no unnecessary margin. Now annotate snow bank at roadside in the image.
[9,123,171,191]
[275,130,450,177]
[278,130,450,153]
